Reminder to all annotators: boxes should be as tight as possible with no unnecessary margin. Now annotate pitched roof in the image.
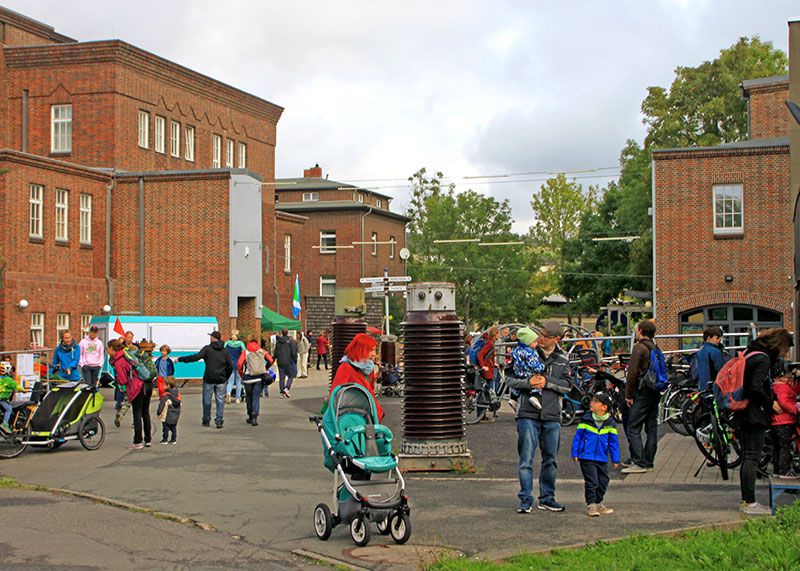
[275,177,393,200]
[740,74,789,92]
[276,200,410,222]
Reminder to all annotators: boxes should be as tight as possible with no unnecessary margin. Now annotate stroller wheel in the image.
[78,417,106,451]
[389,513,412,545]
[349,514,371,547]
[313,503,333,540]
[376,516,391,535]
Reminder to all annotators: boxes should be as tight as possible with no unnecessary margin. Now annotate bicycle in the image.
[656,369,696,436]
[682,390,742,480]
[0,392,39,459]
[464,367,511,425]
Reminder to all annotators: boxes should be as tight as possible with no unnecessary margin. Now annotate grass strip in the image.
[431,501,800,571]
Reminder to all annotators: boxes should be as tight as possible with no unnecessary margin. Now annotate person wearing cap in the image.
[79,325,104,388]
[571,392,620,517]
[505,321,573,514]
[178,331,234,428]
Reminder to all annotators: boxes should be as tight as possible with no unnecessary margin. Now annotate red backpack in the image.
[712,350,765,411]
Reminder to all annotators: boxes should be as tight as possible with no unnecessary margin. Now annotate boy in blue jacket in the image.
[571,392,620,517]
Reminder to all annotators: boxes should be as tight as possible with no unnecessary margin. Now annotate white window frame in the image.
[371,232,378,256]
[30,313,44,348]
[226,139,234,168]
[284,234,291,272]
[389,236,396,259]
[302,192,319,202]
[170,121,181,157]
[320,276,336,297]
[154,115,166,154]
[357,194,364,204]
[81,314,92,337]
[56,313,70,342]
[138,110,150,149]
[55,188,69,242]
[238,142,247,168]
[319,230,336,254]
[712,184,744,235]
[212,135,221,168]
[29,183,43,238]
[376,198,382,208]
[51,104,73,153]
[80,193,92,245]
[185,125,195,161]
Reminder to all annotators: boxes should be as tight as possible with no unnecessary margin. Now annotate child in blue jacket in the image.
[571,392,620,517]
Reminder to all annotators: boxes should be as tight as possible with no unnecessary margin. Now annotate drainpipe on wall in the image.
[651,159,656,320]
[138,177,145,315]
[273,199,279,312]
[360,207,373,280]
[105,173,115,310]
[21,90,28,153]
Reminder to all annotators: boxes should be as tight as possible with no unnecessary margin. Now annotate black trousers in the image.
[772,424,795,476]
[131,390,152,445]
[740,426,766,504]
[625,388,660,468]
[162,422,177,442]
[580,460,609,505]
[316,354,328,369]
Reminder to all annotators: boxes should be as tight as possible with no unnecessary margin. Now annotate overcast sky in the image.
[6,0,798,231]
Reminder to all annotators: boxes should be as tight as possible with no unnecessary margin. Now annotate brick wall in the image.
[0,151,109,351]
[304,295,384,335]
[273,211,307,319]
[653,144,793,347]
[746,82,790,140]
[0,7,75,47]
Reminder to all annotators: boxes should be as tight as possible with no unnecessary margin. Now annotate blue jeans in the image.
[0,401,12,425]
[278,366,294,393]
[114,385,125,411]
[244,380,262,417]
[202,383,226,425]
[226,370,243,399]
[516,418,561,507]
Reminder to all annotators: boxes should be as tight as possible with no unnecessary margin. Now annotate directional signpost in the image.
[360,268,411,336]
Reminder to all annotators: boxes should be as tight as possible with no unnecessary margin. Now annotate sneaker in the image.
[246,416,253,425]
[479,416,496,424]
[283,390,291,398]
[127,443,144,450]
[225,395,231,404]
[169,440,177,445]
[235,398,241,404]
[776,473,800,480]
[620,458,633,468]
[517,503,533,514]
[144,442,152,448]
[215,422,223,429]
[0,422,10,433]
[621,465,649,474]
[528,396,542,410]
[114,413,121,428]
[587,504,600,517]
[202,421,210,428]
[538,500,565,512]
[597,503,614,515]
[740,501,772,515]
[159,440,168,445]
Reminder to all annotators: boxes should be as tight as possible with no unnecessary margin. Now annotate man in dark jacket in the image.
[506,321,572,513]
[274,329,299,398]
[695,326,726,391]
[622,320,660,474]
[178,331,233,428]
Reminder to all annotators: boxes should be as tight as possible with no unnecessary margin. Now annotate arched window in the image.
[679,304,783,350]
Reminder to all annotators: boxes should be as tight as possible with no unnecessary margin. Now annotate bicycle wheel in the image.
[665,389,693,436]
[464,390,488,425]
[710,413,728,480]
[0,427,28,459]
[681,397,702,437]
[691,410,717,465]
[560,399,576,427]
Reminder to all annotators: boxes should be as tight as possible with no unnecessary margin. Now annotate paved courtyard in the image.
[0,368,783,569]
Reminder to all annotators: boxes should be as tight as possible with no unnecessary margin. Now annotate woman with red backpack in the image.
[738,327,793,515]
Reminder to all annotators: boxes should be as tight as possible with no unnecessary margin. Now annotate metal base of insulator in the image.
[398,439,473,472]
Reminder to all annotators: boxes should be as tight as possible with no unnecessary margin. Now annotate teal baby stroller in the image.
[309,383,411,546]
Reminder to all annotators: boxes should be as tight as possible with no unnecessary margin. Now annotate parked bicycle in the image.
[681,389,742,480]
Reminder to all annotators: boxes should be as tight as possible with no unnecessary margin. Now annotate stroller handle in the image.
[309,415,322,424]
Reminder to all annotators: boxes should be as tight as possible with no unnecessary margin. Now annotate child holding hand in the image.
[571,392,620,516]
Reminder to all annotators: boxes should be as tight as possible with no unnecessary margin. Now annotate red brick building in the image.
[275,165,410,331]
[652,74,793,347]
[0,7,283,350]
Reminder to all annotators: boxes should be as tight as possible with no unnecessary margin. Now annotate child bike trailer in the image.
[27,382,105,450]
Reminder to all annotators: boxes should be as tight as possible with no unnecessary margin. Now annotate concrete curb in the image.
[292,548,371,571]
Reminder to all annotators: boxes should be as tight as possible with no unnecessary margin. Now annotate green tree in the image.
[642,36,787,148]
[530,173,598,256]
[406,168,539,326]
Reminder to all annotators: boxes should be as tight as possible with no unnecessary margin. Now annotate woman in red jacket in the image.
[772,370,800,479]
[477,326,499,390]
[329,333,383,421]
[316,330,330,371]
[107,339,149,449]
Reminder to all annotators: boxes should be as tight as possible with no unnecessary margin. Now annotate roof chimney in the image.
[303,163,323,179]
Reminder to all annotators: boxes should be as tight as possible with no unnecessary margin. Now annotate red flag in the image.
[113,317,126,337]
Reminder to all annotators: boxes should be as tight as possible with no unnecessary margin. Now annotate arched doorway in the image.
[679,304,783,350]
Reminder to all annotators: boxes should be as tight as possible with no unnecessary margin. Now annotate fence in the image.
[0,347,54,399]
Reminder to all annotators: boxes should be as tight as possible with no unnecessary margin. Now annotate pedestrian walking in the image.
[505,321,572,513]
[621,320,661,474]
[237,335,274,426]
[274,329,298,398]
[737,328,793,514]
[177,331,234,429]
[78,325,104,388]
[316,330,329,370]
[157,376,181,444]
[224,331,246,403]
[52,331,81,381]
[154,345,175,399]
[298,331,310,378]
[108,339,151,449]
[571,392,620,516]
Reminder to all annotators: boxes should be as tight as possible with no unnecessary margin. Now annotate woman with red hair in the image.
[329,333,384,420]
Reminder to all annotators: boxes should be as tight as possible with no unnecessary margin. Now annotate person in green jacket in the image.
[0,361,25,433]
[224,332,246,403]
